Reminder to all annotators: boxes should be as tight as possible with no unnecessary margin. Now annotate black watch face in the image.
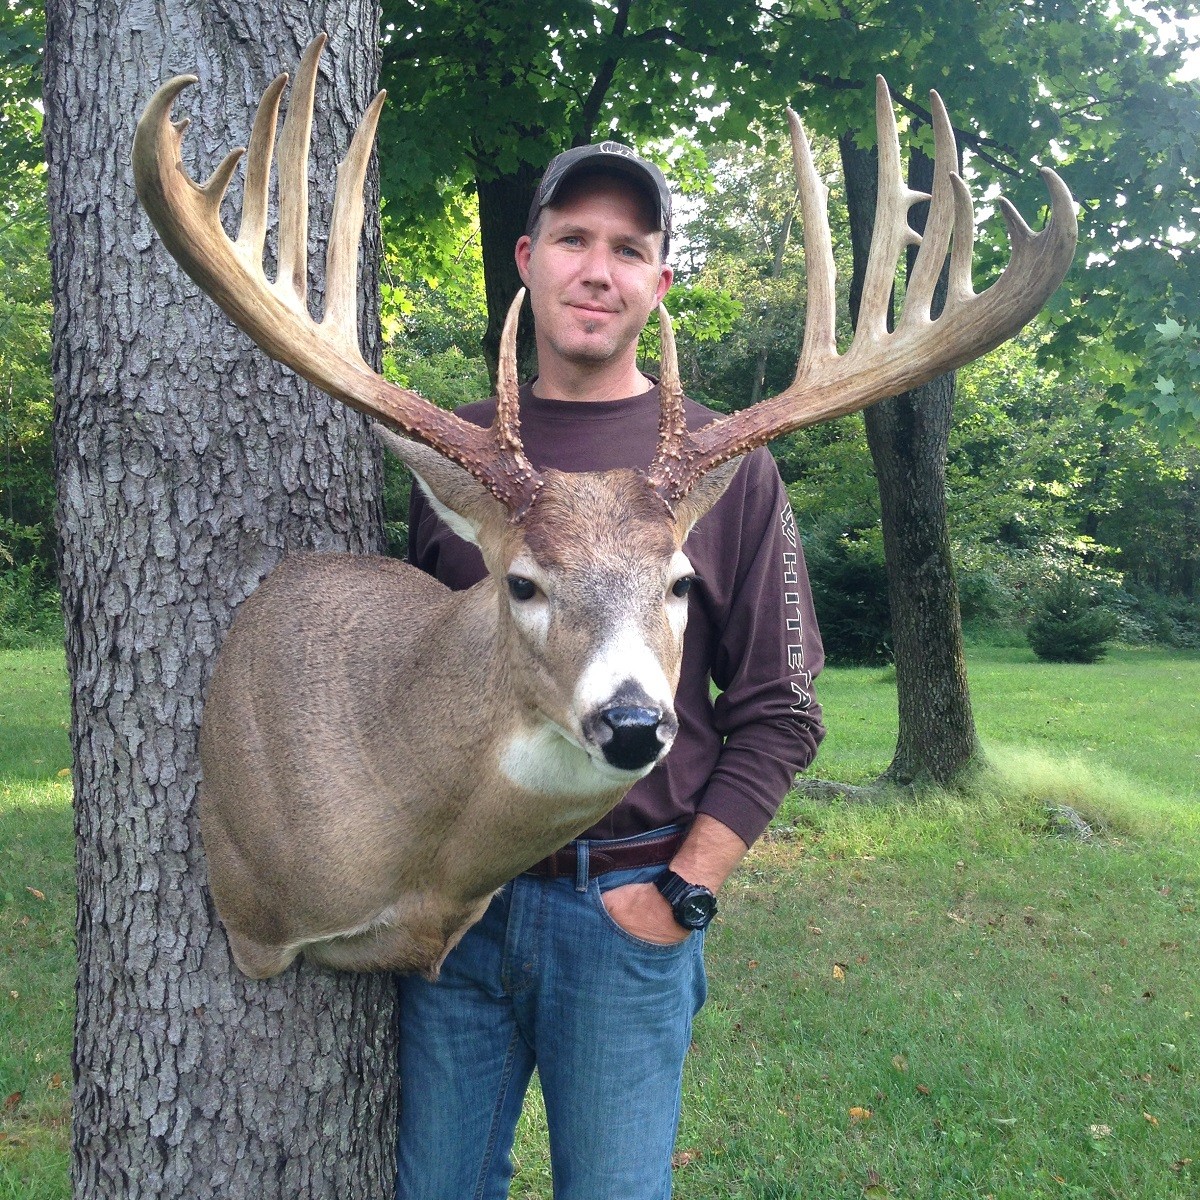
[677,891,716,929]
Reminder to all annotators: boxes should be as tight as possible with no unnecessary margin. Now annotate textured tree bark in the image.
[45,3,399,1195]
[839,134,985,788]
[477,159,541,383]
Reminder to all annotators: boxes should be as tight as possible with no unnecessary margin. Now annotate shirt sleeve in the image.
[695,449,826,847]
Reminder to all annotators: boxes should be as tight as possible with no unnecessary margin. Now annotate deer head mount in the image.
[133,36,1076,979]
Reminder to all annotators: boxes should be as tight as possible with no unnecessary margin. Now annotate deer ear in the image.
[372,424,507,547]
[672,456,744,538]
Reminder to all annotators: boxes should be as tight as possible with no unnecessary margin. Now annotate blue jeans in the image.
[395,828,708,1200]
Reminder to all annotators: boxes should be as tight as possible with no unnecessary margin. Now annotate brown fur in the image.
[199,448,739,979]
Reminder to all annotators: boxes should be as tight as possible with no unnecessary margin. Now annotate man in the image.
[396,141,825,1199]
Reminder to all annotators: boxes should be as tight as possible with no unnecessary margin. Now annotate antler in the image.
[132,34,542,514]
[647,76,1078,504]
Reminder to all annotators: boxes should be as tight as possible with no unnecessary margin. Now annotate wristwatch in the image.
[655,869,718,931]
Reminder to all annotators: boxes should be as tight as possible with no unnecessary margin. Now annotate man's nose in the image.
[577,244,613,286]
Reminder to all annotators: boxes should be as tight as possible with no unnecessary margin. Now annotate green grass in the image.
[0,652,74,1200]
[3,646,1199,1198]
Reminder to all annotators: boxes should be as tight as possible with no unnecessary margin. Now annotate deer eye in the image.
[506,575,537,602]
[671,576,695,599]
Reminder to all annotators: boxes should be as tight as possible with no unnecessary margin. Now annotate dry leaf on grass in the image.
[863,1166,888,1197]
[25,887,45,901]
[848,1106,872,1120]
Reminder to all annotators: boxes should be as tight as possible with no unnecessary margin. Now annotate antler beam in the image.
[132,34,542,514]
[647,77,1077,504]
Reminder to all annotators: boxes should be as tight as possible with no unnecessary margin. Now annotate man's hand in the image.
[602,816,750,945]
[602,883,690,945]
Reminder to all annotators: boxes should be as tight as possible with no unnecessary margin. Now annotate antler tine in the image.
[133,36,543,514]
[491,288,542,512]
[324,88,386,349]
[788,108,837,376]
[856,76,930,348]
[901,88,958,327]
[645,77,1076,507]
[274,33,324,302]
[646,303,688,493]
[235,73,288,263]
[494,288,525,452]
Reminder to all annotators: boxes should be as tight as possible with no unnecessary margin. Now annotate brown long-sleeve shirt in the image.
[406,381,825,847]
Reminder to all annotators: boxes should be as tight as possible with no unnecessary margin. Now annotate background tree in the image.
[45,3,399,1195]
[374,0,1199,790]
[377,0,777,374]
[776,0,1198,783]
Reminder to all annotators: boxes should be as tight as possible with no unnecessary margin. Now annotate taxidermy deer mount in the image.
[132,36,1076,979]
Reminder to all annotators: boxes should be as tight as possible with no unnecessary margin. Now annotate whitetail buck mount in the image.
[132,36,1076,979]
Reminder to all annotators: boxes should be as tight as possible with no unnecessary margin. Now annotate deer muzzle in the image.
[596,705,673,771]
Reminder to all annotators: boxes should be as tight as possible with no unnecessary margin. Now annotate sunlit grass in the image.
[3,647,1199,1198]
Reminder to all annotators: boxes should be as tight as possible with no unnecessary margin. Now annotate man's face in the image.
[515,174,673,375]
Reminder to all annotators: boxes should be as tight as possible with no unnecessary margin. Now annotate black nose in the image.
[598,706,664,771]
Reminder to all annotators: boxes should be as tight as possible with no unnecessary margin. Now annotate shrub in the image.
[1026,573,1119,663]
[803,519,893,665]
[0,563,64,649]
[1114,587,1200,650]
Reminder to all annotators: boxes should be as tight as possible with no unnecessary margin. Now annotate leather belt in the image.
[525,829,686,879]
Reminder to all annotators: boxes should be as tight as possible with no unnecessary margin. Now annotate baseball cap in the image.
[525,141,672,251]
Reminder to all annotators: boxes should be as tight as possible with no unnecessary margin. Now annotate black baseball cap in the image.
[525,141,672,252]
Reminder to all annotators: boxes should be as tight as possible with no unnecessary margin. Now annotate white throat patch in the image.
[499,723,651,798]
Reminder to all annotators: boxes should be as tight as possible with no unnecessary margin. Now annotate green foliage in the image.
[380,0,1200,431]
[950,333,1200,636]
[0,152,54,589]
[0,560,62,650]
[802,518,893,666]
[0,1,42,171]
[378,0,779,206]
[1027,572,1120,664]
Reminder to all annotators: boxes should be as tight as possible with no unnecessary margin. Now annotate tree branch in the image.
[576,0,634,143]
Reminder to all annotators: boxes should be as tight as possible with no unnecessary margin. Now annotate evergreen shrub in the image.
[1026,573,1119,663]
[803,519,893,665]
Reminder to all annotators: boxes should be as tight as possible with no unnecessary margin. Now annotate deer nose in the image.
[598,706,665,771]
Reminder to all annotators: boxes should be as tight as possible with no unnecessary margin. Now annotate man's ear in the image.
[515,235,533,286]
[372,424,507,547]
[672,456,744,539]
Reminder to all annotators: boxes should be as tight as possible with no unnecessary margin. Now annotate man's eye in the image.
[507,575,538,602]
[671,576,695,599]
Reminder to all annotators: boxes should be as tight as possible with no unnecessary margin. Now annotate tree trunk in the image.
[477,161,540,383]
[749,195,796,409]
[838,134,985,787]
[45,4,399,1195]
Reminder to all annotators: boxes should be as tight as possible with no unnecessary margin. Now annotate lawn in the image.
[2,646,1197,1198]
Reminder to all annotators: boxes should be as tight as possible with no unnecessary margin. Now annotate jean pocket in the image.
[589,879,694,955]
